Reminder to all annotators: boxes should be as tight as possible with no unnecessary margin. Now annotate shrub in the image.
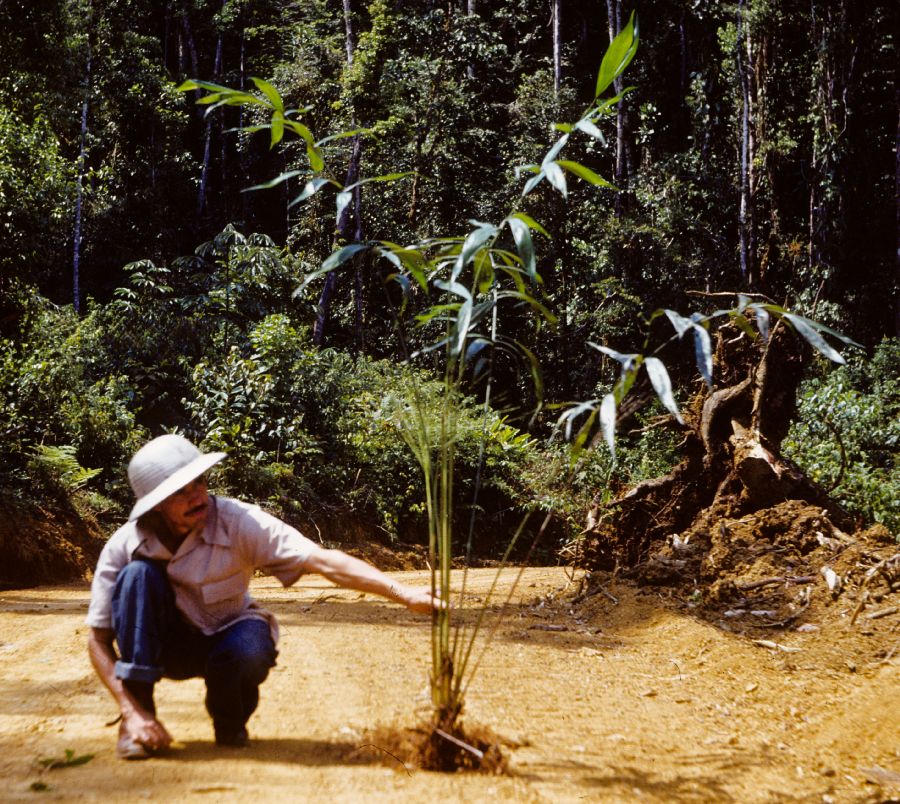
[783,337,899,536]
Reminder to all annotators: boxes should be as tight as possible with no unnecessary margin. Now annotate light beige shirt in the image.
[86,496,317,643]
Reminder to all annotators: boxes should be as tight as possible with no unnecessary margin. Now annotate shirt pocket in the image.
[201,571,248,606]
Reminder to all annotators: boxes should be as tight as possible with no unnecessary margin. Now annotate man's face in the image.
[154,475,209,537]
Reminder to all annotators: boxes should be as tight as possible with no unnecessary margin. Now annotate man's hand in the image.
[122,707,173,752]
[392,584,447,614]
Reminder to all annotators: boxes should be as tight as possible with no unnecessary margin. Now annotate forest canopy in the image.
[0,0,897,582]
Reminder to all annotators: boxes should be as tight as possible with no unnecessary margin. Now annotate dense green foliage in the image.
[0,0,896,544]
[784,339,900,534]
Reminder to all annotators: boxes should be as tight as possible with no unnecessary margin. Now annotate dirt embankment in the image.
[1,556,898,802]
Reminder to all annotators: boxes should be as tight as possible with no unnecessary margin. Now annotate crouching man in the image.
[86,434,439,759]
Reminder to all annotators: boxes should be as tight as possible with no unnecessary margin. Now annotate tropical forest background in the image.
[0,0,897,585]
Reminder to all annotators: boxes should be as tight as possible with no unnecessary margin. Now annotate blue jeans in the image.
[111,558,277,736]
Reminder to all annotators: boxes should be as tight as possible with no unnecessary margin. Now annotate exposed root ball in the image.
[361,721,508,774]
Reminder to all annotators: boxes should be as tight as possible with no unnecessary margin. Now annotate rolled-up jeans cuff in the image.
[115,659,163,683]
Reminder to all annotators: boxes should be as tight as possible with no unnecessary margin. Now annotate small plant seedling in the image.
[37,748,94,770]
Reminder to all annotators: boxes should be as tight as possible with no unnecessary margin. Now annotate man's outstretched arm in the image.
[301,546,443,613]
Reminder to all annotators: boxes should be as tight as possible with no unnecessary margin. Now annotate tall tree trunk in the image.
[606,0,632,214]
[72,13,92,314]
[736,0,754,288]
[197,2,225,224]
[314,0,365,346]
[552,0,561,95]
[894,48,899,335]
[467,0,477,81]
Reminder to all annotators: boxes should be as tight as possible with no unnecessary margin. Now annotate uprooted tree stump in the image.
[578,323,857,576]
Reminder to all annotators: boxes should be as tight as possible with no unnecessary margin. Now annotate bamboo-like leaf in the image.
[322,242,368,271]
[522,170,545,196]
[664,309,694,338]
[344,171,415,192]
[415,303,460,326]
[315,128,369,146]
[588,342,639,367]
[729,311,758,340]
[783,313,845,363]
[613,363,640,403]
[544,161,568,197]
[336,190,353,221]
[692,324,713,387]
[541,133,571,167]
[242,170,306,192]
[755,306,770,342]
[284,119,314,145]
[506,217,535,281]
[574,117,606,144]
[509,211,550,238]
[270,112,284,146]
[599,393,617,456]
[596,11,639,98]
[306,142,324,172]
[556,159,616,188]
[288,178,331,208]
[249,76,284,112]
[497,291,557,324]
[644,357,683,424]
[452,223,497,282]
[474,248,494,293]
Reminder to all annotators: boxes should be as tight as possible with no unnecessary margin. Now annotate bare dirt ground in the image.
[1,566,898,803]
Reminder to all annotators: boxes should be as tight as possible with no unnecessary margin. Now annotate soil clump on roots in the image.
[361,720,508,774]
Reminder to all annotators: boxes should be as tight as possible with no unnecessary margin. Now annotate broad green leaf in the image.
[506,217,536,281]
[644,357,683,424]
[544,161,568,197]
[249,77,284,113]
[556,159,616,188]
[322,243,368,271]
[599,393,617,456]
[783,313,845,363]
[596,11,639,98]
[288,178,331,208]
